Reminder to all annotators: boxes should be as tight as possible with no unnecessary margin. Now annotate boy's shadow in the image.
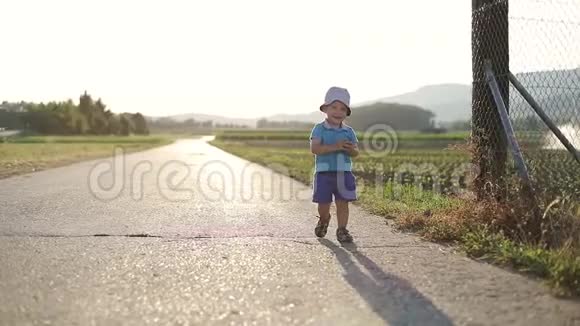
[318,239,453,326]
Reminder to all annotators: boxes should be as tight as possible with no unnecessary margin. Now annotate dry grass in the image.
[393,195,580,296]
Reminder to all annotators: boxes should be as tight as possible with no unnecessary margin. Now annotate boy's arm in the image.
[344,129,360,157]
[310,124,340,155]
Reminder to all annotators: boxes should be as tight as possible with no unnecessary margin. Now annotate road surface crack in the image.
[93,233,162,238]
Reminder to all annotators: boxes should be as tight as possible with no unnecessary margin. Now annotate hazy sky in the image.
[1,0,474,118]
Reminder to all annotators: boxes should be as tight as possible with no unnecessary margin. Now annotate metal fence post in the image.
[471,0,509,201]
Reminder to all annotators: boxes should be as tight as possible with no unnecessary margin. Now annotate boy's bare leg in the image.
[318,203,331,222]
[335,200,349,228]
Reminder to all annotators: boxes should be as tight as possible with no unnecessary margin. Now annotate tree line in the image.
[147,117,249,133]
[0,92,149,135]
[256,119,313,129]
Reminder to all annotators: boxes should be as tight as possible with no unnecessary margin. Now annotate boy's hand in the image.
[338,140,359,157]
[342,141,355,151]
[335,140,352,151]
[312,140,358,156]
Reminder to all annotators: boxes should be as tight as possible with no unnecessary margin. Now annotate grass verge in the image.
[0,133,192,179]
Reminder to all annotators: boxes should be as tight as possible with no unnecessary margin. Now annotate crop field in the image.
[517,151,580,197]
[213,130,580,203]
[213,130,473,195]
[216,129,470,146]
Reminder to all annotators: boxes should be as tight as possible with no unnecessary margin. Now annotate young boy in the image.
[310,86,359,243]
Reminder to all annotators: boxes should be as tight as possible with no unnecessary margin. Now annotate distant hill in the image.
[514,68,580,124]
[148,113,257,127]
[371,84,472,122]
[260,103,436,131]
[264,84,472,124]
[347,103,435,131]
[149,69,579,128]
[145,84,468,129]
[265,112,322,124]
[369,69,579,124]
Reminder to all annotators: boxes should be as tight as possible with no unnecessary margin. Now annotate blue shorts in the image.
[312,171,357,203]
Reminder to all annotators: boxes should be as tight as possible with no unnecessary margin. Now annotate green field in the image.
[212,140,472,195]
[213,130,580,198]
[5,135,173,144]
[216,129,470,145]
[0,134,186,179]
[215,129,474,193]
[214,129,580,199]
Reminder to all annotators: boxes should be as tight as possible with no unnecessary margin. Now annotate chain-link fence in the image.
[472,0,580,208]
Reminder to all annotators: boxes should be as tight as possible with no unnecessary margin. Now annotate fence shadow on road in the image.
[318,239,454,326]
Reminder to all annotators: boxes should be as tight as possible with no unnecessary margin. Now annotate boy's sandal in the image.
[314,214,331,238]
[336,227,353,243]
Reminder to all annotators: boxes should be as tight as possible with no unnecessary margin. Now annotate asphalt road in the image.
[1,137,579,325]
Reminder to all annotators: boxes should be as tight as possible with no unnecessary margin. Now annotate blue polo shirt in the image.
[310,120,358,172]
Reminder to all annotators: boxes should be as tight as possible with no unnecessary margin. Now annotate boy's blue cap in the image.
[320,86,351,116]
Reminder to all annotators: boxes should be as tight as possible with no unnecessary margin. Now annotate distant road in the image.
[0,138,579,325]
